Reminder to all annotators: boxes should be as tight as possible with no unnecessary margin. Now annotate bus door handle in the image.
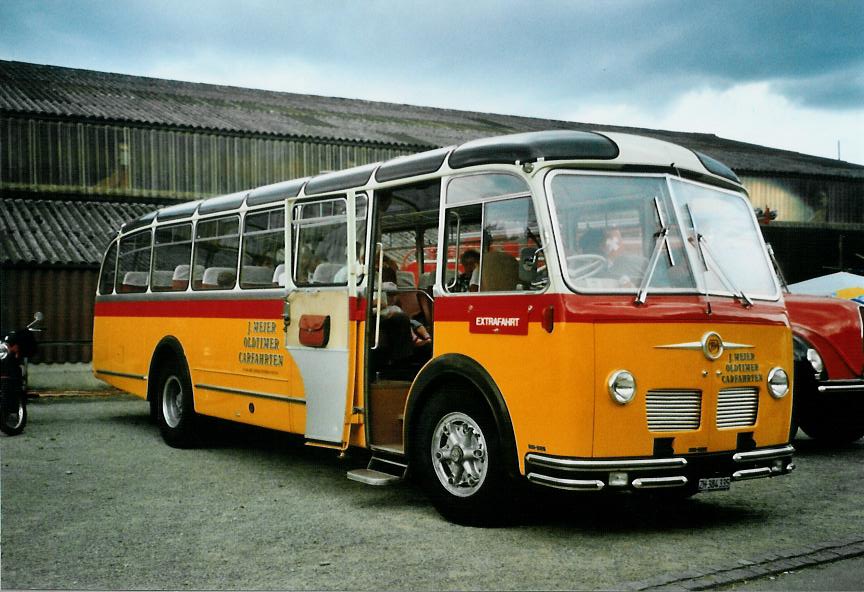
[371,242,384,351]
[446,212,461,291]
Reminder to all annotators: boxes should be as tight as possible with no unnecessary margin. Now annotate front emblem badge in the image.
[656,332,753,361]
[702,332,724,360]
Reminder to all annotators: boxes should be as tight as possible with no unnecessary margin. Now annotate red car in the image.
[785,293,864,443]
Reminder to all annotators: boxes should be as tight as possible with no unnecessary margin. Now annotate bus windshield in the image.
[548,173,778,300]
[671,179,777,299]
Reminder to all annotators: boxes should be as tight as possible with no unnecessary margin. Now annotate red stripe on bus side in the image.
[94,294,788,326]
[433,294,788,325]
[94,299,284,319]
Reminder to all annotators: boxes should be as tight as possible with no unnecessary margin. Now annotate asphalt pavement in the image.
[2,393,863,590]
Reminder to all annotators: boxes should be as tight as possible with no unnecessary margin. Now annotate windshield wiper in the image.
[685,204,753,308]
[636,196,676,305]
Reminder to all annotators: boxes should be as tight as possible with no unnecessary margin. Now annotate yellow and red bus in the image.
[93,131,795,524]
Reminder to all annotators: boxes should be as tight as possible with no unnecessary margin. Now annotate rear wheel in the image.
[155,357,198,448]
[415,388,511,526]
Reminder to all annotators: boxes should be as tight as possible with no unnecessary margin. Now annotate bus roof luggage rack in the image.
[347,456,407,486]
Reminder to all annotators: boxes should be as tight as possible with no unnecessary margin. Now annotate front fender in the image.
[404,353,519,478]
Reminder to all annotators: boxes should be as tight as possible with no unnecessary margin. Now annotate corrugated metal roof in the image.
[2,60,862,179]
[0,198,153,266]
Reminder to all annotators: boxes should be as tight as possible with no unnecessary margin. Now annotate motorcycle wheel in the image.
[0,396,27,436]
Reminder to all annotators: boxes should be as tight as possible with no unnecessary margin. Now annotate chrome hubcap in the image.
[162,376,183,428]
[4,402,24,429]
[431,411,488,497]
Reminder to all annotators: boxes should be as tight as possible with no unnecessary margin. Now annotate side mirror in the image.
[27,312,44,330]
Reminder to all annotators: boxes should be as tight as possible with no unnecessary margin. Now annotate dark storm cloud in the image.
[2,0,862,110]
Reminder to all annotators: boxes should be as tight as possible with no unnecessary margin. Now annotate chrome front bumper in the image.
[816,378,864,394]
[524,444,795,492]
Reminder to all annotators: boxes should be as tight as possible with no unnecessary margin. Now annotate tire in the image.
[788,414,799,442]
[0,395,26,436]
[155,356,198,448]
[414,388,511,526]
[800,413,864,444]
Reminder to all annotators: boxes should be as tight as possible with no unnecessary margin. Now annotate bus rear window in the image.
[98,241,118,295]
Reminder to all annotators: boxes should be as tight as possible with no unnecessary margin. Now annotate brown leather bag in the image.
[298,314,330,348]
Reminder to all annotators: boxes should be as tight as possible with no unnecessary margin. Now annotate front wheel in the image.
[414,389,511,526]
[800,414,864,444]
[155,357,198,448]
[0,395,26,436]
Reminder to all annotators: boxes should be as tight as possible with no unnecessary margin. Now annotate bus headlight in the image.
[767,367,789,399]
[608,370,637,405]
[805,348,824,375]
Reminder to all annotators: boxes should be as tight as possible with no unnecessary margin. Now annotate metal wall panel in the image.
[760,223,864,283]
[2,116,411,200]
[0,267,98,363]
[742,175,864,225]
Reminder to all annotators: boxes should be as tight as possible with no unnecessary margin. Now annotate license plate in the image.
[698,477,731,492]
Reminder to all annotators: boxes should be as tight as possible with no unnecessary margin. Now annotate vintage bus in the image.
[93,130,795,524]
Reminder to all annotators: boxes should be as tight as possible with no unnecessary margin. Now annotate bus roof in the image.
[121,130,741,233]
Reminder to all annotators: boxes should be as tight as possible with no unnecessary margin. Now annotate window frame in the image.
[290,194,352,288]
[151,221,194,293]
[441,171,545,295]
[116,228,154,294]
[191,213,241,292]
[98,239,119,295]
[239,206,285,290]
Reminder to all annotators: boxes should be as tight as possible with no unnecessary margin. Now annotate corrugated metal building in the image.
[0,199,152,362]
[2,59,863,369]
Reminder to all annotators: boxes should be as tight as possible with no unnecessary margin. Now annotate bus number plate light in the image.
[608,472,628,487]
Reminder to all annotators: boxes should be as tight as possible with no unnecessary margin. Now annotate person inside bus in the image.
[470,231,519,292]
[578,227,644,287]
[453,249,480,292]
[370,252,432,374]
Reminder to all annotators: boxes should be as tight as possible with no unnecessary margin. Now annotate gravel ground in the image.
[1,394,863,590]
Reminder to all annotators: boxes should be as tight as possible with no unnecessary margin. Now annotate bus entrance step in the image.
[347,457,407,486]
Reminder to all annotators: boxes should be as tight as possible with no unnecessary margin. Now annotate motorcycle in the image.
[0,312,43,436]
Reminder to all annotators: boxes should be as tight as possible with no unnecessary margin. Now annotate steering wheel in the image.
[566,254,607,279]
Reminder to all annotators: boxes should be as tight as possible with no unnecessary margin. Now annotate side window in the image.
[152,223,193,292]
[292,197,349,286]
[241,208,285,289]
[444,174,544,293]
[117,231,152,293]
[98,240,118,295]
[193,215,240,290]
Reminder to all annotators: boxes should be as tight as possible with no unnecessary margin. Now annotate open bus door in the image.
[283,192,365,445]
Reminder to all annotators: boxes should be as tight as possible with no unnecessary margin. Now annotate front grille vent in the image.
[646,390,702,432]
[716,387,759,428]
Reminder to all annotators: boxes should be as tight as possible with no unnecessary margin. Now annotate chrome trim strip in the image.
[526,473,605,491]
[817,382,864,393]
[732,467,773,481]
[732,444,795,463]
[525,453,687,471]
[655,340,753,351]
[95,369,147,381]
[194,383,306,405]
[97,289,285,303]
[632,476,689,489]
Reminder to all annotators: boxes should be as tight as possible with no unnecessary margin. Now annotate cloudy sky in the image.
[3,0,863,164]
